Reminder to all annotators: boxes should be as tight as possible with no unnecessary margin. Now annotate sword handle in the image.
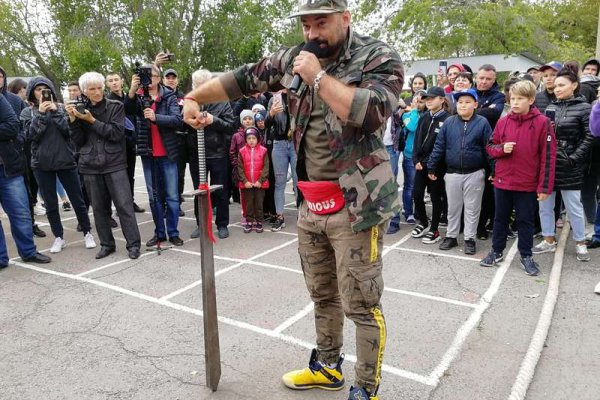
[197,111,207,185]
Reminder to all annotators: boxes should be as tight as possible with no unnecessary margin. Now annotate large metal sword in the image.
[191,112,222,391]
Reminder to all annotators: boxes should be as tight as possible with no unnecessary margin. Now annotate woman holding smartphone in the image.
[20,77,96,254]
[533,67,594,262]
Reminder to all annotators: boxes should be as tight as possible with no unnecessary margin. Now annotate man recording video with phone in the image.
[125,63,184,248]
[66,72,142,260]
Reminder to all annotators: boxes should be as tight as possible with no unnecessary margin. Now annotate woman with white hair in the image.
[20,76,96,254]
[66,72,141,260]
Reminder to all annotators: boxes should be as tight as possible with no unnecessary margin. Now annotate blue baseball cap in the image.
[539,61,562,72]
[452,88,478,102]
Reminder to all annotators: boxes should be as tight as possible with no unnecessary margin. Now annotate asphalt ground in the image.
[1,159,599,400]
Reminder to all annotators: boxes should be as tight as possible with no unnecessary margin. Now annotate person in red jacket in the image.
[237,127,269,233]
[480,80,557,276]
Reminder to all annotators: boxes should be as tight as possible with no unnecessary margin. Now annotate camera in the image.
[68,95,90,114]
[134,62,153,88]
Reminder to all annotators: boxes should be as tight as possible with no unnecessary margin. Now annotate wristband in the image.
[313,70,326,93]
[183,96,198,102]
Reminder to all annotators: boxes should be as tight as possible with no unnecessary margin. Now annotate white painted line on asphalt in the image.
[273,302,314,334]
[508,222,570,400]
[382,231,413,257]
[228,224,298,237]
[159,238,299,301]
[428,240,520,386]
[77,251,155,277]
[10,259,433,386]
[393,247,480,262]
[384,287,478,309]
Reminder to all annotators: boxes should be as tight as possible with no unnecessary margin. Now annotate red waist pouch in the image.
[297,181,345,215]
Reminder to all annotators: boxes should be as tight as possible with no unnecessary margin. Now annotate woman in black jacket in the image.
[534,68,594,262]
[20,77,96,254]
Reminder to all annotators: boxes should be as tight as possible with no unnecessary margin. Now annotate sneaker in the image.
[386,223,400,235]
[520,256,540,276]
[439,237,458,251]
[411,224,427,238]
[271,216,286,232]
[217,226,229,239]
[556,218,564,228]
[243,223,252,234]
[464,239,477,255]
[281,349,345,391]
[32,224,47,238]
[62,201,72,211]
[84,232,97,249]
[347,386,379,400]
[190,227,200,239]
[576,244,590,262]
[50,237,66,253]
[406,215,416,224]
[34,204,46,216]
[255,222,263,233]
[585,239,600,249]
[480,250,504,267]
[532,239,557,254]
[422,230,441,244]
[169,236,184,246]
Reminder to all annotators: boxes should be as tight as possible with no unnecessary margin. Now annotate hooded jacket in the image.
[428,114,492,175]
[486,107,556,194]
[580,73,600,104]
[476,82,505,129]
[124,85,183,162]
[20,76,76,171]
[0,93,25,177]
[412,109,450,172]
[69,97,127,175]
[545,96,594,190]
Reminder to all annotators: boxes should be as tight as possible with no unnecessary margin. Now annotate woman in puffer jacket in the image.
[533,67,594,262]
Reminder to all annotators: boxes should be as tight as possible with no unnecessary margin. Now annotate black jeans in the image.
[189,155,230,229]
[34,168,91,238]
[581,173,600,224]
[492,188,537,258]
[413,169,445,231]
[83,170,141,250]
[126,141,137,198]
[477,175,495,233]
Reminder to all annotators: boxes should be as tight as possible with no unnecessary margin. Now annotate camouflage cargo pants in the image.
[297,201,386,393]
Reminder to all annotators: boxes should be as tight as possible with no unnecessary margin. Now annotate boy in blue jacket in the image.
[428,89,492,255]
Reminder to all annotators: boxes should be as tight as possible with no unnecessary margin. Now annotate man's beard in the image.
[313,36,345,59]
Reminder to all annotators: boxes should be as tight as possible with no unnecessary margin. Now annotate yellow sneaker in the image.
[282,349,345,391]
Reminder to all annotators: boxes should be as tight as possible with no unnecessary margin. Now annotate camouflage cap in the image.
[288,0,348,18]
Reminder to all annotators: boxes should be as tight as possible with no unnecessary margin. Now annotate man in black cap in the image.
[526,65,542,91]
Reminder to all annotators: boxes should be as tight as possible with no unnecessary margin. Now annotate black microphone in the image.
[289,41,322,93]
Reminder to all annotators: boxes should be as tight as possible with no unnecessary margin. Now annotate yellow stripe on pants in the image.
[370,226,378,263]
[371,306,386,391]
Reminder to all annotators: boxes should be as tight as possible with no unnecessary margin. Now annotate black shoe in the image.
[133,203,145,213]
[22,252,52,264]
[178,207,185,217]
[32,224,47,238]
[520,256,540,276]
[76,223,83,232]
[480,250,504,267]
[128,247,141,259]
[585,239,600,249]
[169,236,184,246]
[271,217,285,232]
[62,201,72,211]
[439,237,458,250]
[95,247,116,259]
[217,226,229,239]
[110,217,118,228]
[477,230,488,240]
[507,229,517,239]
[146,235,167,247]
[464,239,477,255]
[0,263,8,270]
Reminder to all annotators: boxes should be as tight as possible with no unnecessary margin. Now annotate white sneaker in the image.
[532,239,557,254]
[34,204,46,216]
[50,237,66,253]
[576,244,590,262]
[84,232,97,249]
[595,281,600,294]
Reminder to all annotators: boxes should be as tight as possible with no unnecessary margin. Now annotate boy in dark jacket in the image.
[411,86,450,244]
[481,81,557,276]
[237,127,269,233]
[428,89,492,255]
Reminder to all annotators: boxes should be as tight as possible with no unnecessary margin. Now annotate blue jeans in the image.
[142,157,180,239]
[0,169,37,264]
[272,140,298,215]
[592,201,600,243]
[386,145,400,225]
[539,190,586,242]
[402,155,415,219]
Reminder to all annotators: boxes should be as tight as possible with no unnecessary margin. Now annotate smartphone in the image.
[273,92,284,109]
[439,60,448,76]
[41,88,52,103]
[545,109,556,123]
[164,51,175,61]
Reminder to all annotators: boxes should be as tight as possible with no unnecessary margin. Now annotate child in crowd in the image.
[412,86,451,244]
[428,88,492,255]
[237,127,269,233]
[255,110,276,222]
[230,110,255,224]
[481,80,556,276]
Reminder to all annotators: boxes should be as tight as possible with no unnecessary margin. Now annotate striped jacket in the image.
[218,28,404,232]
[486,107,556,194]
